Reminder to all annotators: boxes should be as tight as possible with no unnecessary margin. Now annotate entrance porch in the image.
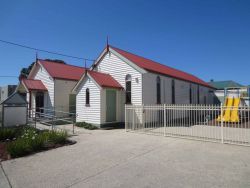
[17,79,48,116]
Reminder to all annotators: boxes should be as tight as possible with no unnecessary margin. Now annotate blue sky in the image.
[0,0,249,86]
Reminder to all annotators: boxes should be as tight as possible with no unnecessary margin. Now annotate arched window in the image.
[125,74,132,104]
[86,88,90,106]
[156,76,161,104]
[172,79,175,104]
[197,85,200,104]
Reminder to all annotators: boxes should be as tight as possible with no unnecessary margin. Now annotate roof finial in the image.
[35,51,38,62]
[106,35,109,52]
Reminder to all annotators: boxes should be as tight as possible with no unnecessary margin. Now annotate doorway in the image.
[106,90,116,122]
[36,92,44,113]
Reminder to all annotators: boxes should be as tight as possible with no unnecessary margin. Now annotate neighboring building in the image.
[208,80,246,103]
[72,45,215,127]
[0,85,17,102]
[16,59,85,113]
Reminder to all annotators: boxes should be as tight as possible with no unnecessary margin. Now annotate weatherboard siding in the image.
[33,64,54,108]
[142,72,213,105]
[76,76,101,125]
[94,52,142,105]
[143,72,171,104]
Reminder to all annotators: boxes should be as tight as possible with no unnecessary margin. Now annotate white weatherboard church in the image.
[73,45,215,127]
[17,59,85,114]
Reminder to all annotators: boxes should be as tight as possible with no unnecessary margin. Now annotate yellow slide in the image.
[223,98,234,122]
[217,97,241,123]
[217,98,228,122]
[230,98,240,123]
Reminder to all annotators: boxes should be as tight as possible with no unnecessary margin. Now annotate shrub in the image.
[75,122,98,130]
[7,138,32,157]
[42,130,68,144]
[0,127,25,141]
[0,128,16,141]
[7,128,68,158]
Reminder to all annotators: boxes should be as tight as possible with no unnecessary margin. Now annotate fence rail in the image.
[28,107,76,134]
[125,104,250,146]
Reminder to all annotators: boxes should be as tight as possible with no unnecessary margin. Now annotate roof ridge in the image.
[38,59,85,69]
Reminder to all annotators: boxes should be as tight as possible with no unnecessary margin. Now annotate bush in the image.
[7,138,32,157]
[42,130,68,144]
[0,127,25,141]
[75,122,98,130]
[6,128,68,158]
[0,128,17,141]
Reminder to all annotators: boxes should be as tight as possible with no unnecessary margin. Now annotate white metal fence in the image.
[125,104,250,146]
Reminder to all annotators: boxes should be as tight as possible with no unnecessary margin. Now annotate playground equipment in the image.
[217,97,244,123]
[230,98,240,123]
[217,86,250,123]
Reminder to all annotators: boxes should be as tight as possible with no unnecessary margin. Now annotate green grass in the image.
[5,127,68,158]
[75,122,98,130]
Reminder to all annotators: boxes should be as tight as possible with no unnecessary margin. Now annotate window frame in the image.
[85,88,90,106]
[156,76,161,104]
[125,74,132,104]
[197,85,200,104]
[171,79,175,104]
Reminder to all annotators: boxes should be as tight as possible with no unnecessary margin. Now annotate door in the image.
[36,92,44,113]
[106,90,116,122]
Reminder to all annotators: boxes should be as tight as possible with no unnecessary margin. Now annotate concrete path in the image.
[1,129,250,188]
[0,163,11,188]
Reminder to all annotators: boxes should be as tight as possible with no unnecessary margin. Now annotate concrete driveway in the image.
[1,129,250,188]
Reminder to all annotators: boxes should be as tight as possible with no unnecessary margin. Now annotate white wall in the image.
[76,76,101,125]
[142,72,214,105]
[54,79,77,112]
[143,72,172,104]
[33,63,54,109]
[175,79,190,104]
[3,106,27,127]
[94,52,142,105]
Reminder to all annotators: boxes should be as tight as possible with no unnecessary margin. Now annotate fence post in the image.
[220,103,224,144]
[164,104,166,136]
[142,104,145,131]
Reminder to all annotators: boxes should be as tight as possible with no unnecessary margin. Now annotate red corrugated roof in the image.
[110,46,212,88]
[22,79,47,91]
[38,59,85,81]
[88,71,123,89]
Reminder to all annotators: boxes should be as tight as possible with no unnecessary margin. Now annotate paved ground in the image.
[1,129,250,188]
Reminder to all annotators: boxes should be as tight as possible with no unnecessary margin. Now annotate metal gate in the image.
[125,104,250,146]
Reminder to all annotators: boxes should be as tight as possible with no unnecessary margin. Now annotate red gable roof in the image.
[88,71,123,89]
[38,59,85,81]
[22,79,47,91]
[110,46,212,88]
